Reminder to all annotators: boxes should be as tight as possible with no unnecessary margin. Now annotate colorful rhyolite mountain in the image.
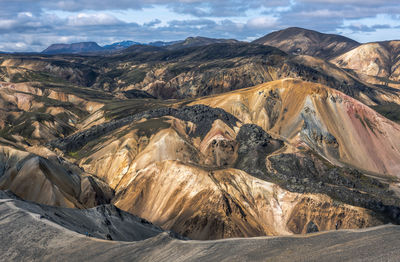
[332,41,400,87]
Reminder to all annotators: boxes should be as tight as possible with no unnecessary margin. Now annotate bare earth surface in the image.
[1,191,400,262]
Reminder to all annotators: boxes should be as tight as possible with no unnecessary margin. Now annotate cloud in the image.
[67,13,123,26]
[299,0,399,5]
[144,19,162,27]
[169,0,290,17]
[342,24,392,33]
[246,17,278,29]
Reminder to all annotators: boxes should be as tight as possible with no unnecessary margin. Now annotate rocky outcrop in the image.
[234,124,283,179]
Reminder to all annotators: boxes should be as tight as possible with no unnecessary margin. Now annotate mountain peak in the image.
[41,41,103,54]
[167,36,239,50]
[103,40,142,50]
[253,27,360,59]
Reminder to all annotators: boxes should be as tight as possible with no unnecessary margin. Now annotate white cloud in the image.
[18,12,33,18]
[67,13,122,26]
[297,9,344,18]
[246,17,278,29]
[0,20,16,30]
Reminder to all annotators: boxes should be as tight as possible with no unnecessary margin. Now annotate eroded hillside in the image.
[332,41,400,88]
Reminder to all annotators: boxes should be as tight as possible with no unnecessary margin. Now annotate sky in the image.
[0,0,399,52]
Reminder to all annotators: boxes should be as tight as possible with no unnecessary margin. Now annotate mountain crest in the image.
[41,41,104,54]
[253,27,360,59]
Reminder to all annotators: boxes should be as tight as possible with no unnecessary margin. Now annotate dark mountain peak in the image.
[167,36,239,50]
[183,36,238,44]
[103,40,142,50]
[253,27,360,59]
[42,42,104,54]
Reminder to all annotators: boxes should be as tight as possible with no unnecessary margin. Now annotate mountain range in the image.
[1,27,400,260]
[40,37,239,54]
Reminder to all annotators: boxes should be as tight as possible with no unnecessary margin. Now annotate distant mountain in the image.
[41,42,104,54]
[103,40,142,50]
[253,27,360,59]
[103,40,184,50]
[40,37,239,54]
[332,40,400,86]
[148,40,183,47]
[41,40,184,54]
[167,36,239,50]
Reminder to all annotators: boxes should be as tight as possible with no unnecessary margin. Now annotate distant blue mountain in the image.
[42,42,104,54]
[39,38,211,54]
[148,40,183,47]
[103,40,142,50]
[104,40,183,49]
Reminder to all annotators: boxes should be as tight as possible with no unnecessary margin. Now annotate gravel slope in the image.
[1,191,400,262]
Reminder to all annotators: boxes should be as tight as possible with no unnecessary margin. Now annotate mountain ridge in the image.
[253,27,360,59]
[41,42,104,54]
[40,36,238,54]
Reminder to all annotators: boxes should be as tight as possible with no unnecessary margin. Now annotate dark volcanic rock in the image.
[122,89,156,99]
[306,221,319,233]
[50,105,239,152]
[234,124,284,180]
[266,152,400,225]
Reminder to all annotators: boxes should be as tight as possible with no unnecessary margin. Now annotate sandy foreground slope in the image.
[1,191,400,262]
